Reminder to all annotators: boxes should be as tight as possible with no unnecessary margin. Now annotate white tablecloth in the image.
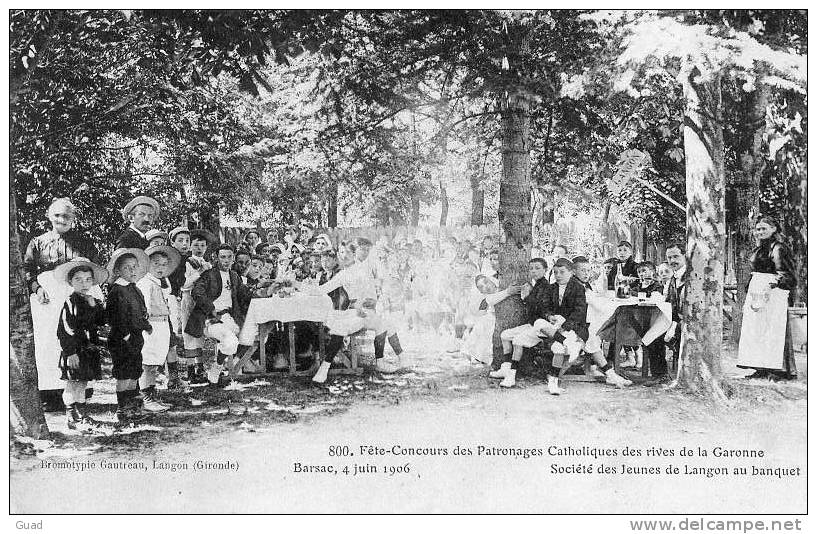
[238,294,334,345]
[587,295,673,346]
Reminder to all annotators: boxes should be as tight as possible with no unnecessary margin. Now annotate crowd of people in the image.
[22,194,799,432]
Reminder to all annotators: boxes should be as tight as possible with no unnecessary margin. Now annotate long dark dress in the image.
[743,238,798,376]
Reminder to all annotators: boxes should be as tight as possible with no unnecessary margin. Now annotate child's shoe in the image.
[206,363,225,385]
[499,369,517,388]
[65,403,82,430]
[489,361,511,379]
[604,369,632,388]
[547,376,564,395]
[142,388,170,412]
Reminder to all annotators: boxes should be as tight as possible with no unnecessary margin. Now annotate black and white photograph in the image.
[6,6,809,523]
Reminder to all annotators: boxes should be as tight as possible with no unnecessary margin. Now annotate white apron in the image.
[737,273,789,370]
[30,271,103,390]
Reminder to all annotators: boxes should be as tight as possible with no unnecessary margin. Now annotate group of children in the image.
[53,195,413,430]
[52,193,682,430]
[460,240,681,394]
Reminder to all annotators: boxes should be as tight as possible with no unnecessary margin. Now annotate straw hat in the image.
[144,245,182,274]
[107,248,150,281]
[120,196,160,221]
[54,258,109,286]
[145,228,168,243]
[169,226,191,242]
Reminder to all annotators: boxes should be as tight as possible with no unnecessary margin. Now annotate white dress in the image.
[460,289,508,365]
[30,271,103,390]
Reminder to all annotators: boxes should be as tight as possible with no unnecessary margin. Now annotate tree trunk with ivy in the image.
[10,189,49,439]
[730,83,769,343]
[491,97,531,367]
[678,68,727,400]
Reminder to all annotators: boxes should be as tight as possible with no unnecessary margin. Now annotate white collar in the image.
[114,277,131,286]
[674,265,687,280]
[128,224,146,239]
[145,273,162,285]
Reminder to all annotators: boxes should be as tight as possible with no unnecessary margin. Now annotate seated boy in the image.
[493,258,587,394]
[571,256,632,388]
[184,244,252,384]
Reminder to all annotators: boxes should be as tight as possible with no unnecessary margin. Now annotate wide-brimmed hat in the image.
[107,248,149,281]
[54,258,109,286]
[120,196,160,221]
[169,226,191,242]
[144,245,182,273]
[145,228,168,243]
[190,228,217,244]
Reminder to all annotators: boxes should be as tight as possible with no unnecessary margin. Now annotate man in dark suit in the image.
[116,196,160,250]
[184,244,252,384]
[662,243,688,380]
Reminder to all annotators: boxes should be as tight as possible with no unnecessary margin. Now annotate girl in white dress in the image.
[460,275,512,365]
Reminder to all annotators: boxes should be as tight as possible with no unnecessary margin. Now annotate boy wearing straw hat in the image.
[137,245,182,411]
[145,228,169,248]
[116,195,160,250]
[105,248,152,425]
[54,258,109,431]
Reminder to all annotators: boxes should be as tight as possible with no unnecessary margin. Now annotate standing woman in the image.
[737,216,798,380]
[23,198,101,410]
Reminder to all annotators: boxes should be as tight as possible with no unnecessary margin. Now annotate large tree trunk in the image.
[327,181,338,228]
[491,98,531,366]
[730,84,769,342]
[198,204,222,241]
[470,175,484,226]
[679,68,727,400]
[375,200,391,226]
[469,152,486,226]
[439,179,449,226]
[9,190,49,439]
[410,188,420,227]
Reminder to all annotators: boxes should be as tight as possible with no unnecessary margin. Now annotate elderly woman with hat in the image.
[116,195,160,249]
[23,198,102,409]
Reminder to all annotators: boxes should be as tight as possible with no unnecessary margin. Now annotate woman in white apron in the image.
[23,198,101,410]
[737,216,798,380]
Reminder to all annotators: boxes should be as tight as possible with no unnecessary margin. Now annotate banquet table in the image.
[233,293,335,377]
[587,295,673,376]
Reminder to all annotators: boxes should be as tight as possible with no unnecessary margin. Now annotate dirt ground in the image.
[9,331,808,514]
